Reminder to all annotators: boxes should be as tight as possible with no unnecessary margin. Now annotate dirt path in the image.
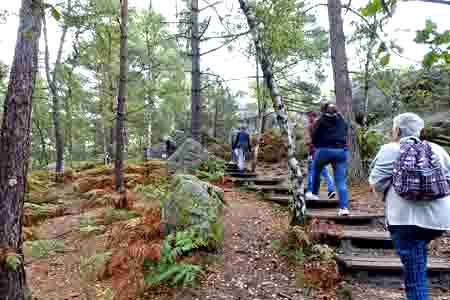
[151,189,303,300]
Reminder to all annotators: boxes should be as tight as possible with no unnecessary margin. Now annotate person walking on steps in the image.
[304,111,336,200]
[233,126,252,173]
[309,103,349,216]
[369,113,450,300]
[229,127,239,163]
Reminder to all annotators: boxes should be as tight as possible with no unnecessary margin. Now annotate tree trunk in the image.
[0,0,42,298]
[327,0,366,182]
[252,55,263,173]
[115,0,128,193]
[239,0,306,225]
[191,0,202,142]
[42,0,71,175]
[33,118,49,167]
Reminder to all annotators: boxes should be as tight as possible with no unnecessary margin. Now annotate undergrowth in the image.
[24,240,65,258]
[102,208,141,225]
[196,159,225,182]
[144,229,206,287]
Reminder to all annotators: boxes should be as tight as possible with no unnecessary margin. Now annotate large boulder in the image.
[161,175,226,248]
[167,138,208,174]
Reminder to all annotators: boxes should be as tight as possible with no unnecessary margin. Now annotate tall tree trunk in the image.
[33,118,49,167]
[191,0,202,142]
[252,55,263,173]
[42,0,71,175]
[327,0,366,182]
[239,0,306,225]
[115,0,128,193]
[0,0,42,298]
[362,24,376,128]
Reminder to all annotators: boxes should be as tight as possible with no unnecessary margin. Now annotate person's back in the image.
[234,129,250,152]
[370,140,450,229]
[312,111,347,149]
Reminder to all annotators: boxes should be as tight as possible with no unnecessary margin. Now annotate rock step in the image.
[226,172,258,178]
[306,209,383,225]
[232,177,286,186]
[336,254,450,273]
[264,194,339,208]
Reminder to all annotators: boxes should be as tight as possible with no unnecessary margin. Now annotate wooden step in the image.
[306,209,383,225]
[265,194,339,208]
[328,229,393,249]
[247,185,291,193]
[337,255,450,273]
[232,177,285,186]
[226,172,258,178]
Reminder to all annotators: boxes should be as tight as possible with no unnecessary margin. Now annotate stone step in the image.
[306,209,383,225]
[232,177,286,186]
[336,254,450,274]
[264,194,339,208]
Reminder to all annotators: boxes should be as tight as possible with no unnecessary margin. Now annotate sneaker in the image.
[328,192,336,199]
[305,192,320,200]
[338,208,349,216]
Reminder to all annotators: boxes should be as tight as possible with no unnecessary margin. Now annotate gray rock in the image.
[161,174,226,248]
[147,142,166,159]
[167,138,208,174]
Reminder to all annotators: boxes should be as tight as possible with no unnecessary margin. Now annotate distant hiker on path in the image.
[369,113,450,300]
[310,103,349,216]
[233,126,252,172]
[304,111,336,200]
[229,127,239,163]
[164,136,176,158]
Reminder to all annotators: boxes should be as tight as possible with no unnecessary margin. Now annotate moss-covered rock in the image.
[161,175,226,249]
[167,138,209,174]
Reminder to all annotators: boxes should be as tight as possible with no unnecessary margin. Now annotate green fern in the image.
[144,229,205,287]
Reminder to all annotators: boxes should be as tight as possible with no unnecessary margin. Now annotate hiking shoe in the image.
[338,208,349,216]
[306,192,320,200]
[328,192,336,199]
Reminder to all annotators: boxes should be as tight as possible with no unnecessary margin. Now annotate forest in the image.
[0,0,449,299]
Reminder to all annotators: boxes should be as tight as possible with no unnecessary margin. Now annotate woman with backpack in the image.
[310,103,349,216]
[369,113,450,300]
[232,125,252,172]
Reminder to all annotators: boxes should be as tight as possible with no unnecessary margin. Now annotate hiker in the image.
[369,113,450,300]
[310,103,349,216]
[229,127,239,163]
[164,136,176,158]
[232,125,252,172]
[304,111,336,200]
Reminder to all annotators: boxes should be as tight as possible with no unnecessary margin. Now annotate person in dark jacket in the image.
[310,103,349,216]
[233,126,252,172]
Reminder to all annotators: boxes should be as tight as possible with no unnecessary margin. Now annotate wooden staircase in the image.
[226,166,450,286]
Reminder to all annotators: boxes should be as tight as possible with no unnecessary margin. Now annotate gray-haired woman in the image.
[369,113,450,300]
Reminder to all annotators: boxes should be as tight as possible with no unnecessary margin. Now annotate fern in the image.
[144,229,205,287]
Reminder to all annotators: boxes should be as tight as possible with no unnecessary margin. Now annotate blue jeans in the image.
[312,148,348,208]
[307,158,334,193]
[389,226,444,300]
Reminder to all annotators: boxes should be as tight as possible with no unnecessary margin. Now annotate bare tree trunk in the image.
[115,0,128,193]
[0,0,42,298]
[33,118,49,167]
[191,0,202,142]
[239,0,306,225]
[328,0,366,182]
[42,0,71,175]
[362,23,376,128]
[252,55,263,173]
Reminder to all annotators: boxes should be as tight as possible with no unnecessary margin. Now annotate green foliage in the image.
[5,254,22,271]
[195,160,225,182]
[144,229,205,287]
[415,20,450,67]
[102,208,141,225]
[80,251,112,276]
[133,182,170,203]
[24,240,65,258]
[357,128,386,161]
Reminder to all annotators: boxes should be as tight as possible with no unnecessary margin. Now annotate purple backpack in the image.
[392,139,450,201]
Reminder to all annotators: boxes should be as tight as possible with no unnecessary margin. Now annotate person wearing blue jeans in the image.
[369,113,450,300]
[306,157,335,199]
[309,103,349,216]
